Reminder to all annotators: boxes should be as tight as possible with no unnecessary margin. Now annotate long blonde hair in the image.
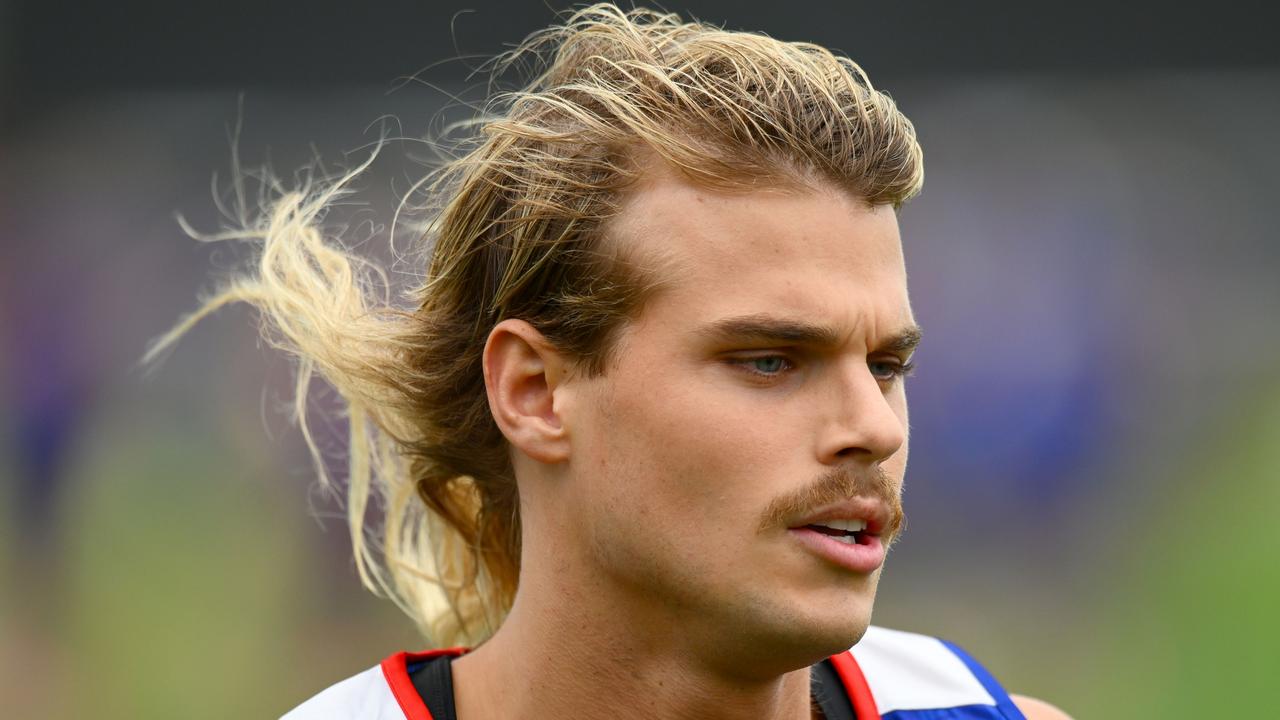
[145,3,924,647]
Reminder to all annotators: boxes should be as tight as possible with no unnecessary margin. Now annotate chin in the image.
[797,598,875,653]
[788,571,881,650]
[717,584,877,678]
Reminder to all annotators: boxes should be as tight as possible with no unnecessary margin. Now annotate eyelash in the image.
[729,355,917,382]
[869,359,916,382]
[730,355,796,378]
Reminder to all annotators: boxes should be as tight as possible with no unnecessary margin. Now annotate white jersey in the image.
[282,625,1026,719]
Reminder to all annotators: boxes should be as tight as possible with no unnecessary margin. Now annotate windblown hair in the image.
[145,3,923,646]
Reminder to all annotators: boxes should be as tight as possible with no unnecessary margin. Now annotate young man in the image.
[151,4,1070,718]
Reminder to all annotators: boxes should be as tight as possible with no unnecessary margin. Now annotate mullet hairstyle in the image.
[145,3,924,646]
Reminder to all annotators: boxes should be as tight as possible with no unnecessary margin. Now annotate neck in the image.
[451,562,819,720]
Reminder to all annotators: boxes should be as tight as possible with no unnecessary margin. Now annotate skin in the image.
[452,165,1070,720]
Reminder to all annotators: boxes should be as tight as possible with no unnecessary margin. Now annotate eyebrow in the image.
[879,325,923,354]
[696,314,923,353]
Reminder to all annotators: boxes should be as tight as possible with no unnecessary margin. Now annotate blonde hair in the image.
[145,3,924,647]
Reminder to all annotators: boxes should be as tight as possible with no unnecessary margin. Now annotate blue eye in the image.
[748,356,788,374]
[869,359,915,381]
[730,355,793,377]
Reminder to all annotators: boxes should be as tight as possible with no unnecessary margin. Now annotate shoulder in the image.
[1010,694,1074,720]
[849,625,1070,719]
[279,663,405,720]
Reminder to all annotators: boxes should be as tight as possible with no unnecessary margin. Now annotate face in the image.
[559,168,916,672]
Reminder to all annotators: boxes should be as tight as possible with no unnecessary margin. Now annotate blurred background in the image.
[2,1,1278,717]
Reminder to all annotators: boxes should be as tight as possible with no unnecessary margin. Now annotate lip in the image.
[789,497,891,536]
[787,527,886,573]
[786,497,891,574]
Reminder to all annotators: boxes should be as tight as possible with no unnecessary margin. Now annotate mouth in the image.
[785,499,891,574]
[799,519,875,545]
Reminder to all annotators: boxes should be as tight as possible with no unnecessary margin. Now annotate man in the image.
[151,4,1070,718]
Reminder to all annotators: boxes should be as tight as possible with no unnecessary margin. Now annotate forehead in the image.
[610,170,913,338]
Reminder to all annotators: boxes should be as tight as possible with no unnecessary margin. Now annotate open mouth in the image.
[802,520,872,545]
[788,518,885,573]
[783,498,890,573]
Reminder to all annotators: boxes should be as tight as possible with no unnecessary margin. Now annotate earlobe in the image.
[483,319,570,464]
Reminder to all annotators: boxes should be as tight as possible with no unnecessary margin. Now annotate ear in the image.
[483,319,571,464]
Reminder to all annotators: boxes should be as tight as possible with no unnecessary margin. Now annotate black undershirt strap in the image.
[407,655,857,720]
[810,659,857,720]
[408,656,457,720]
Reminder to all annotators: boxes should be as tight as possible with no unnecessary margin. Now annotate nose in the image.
[816,364,907,465]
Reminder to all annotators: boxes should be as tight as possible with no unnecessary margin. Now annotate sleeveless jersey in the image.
[280,625,1027,719]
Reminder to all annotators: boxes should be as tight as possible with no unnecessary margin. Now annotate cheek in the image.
[574,372,772,583]
[895,391,910,467]
[597,387,752,525]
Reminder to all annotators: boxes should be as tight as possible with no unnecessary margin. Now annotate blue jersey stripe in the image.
[882,705,1012,719]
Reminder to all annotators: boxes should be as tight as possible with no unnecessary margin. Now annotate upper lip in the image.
[788,497,889,536]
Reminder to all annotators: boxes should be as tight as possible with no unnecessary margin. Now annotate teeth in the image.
[815,519,867,533]
[830,534,859,544]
